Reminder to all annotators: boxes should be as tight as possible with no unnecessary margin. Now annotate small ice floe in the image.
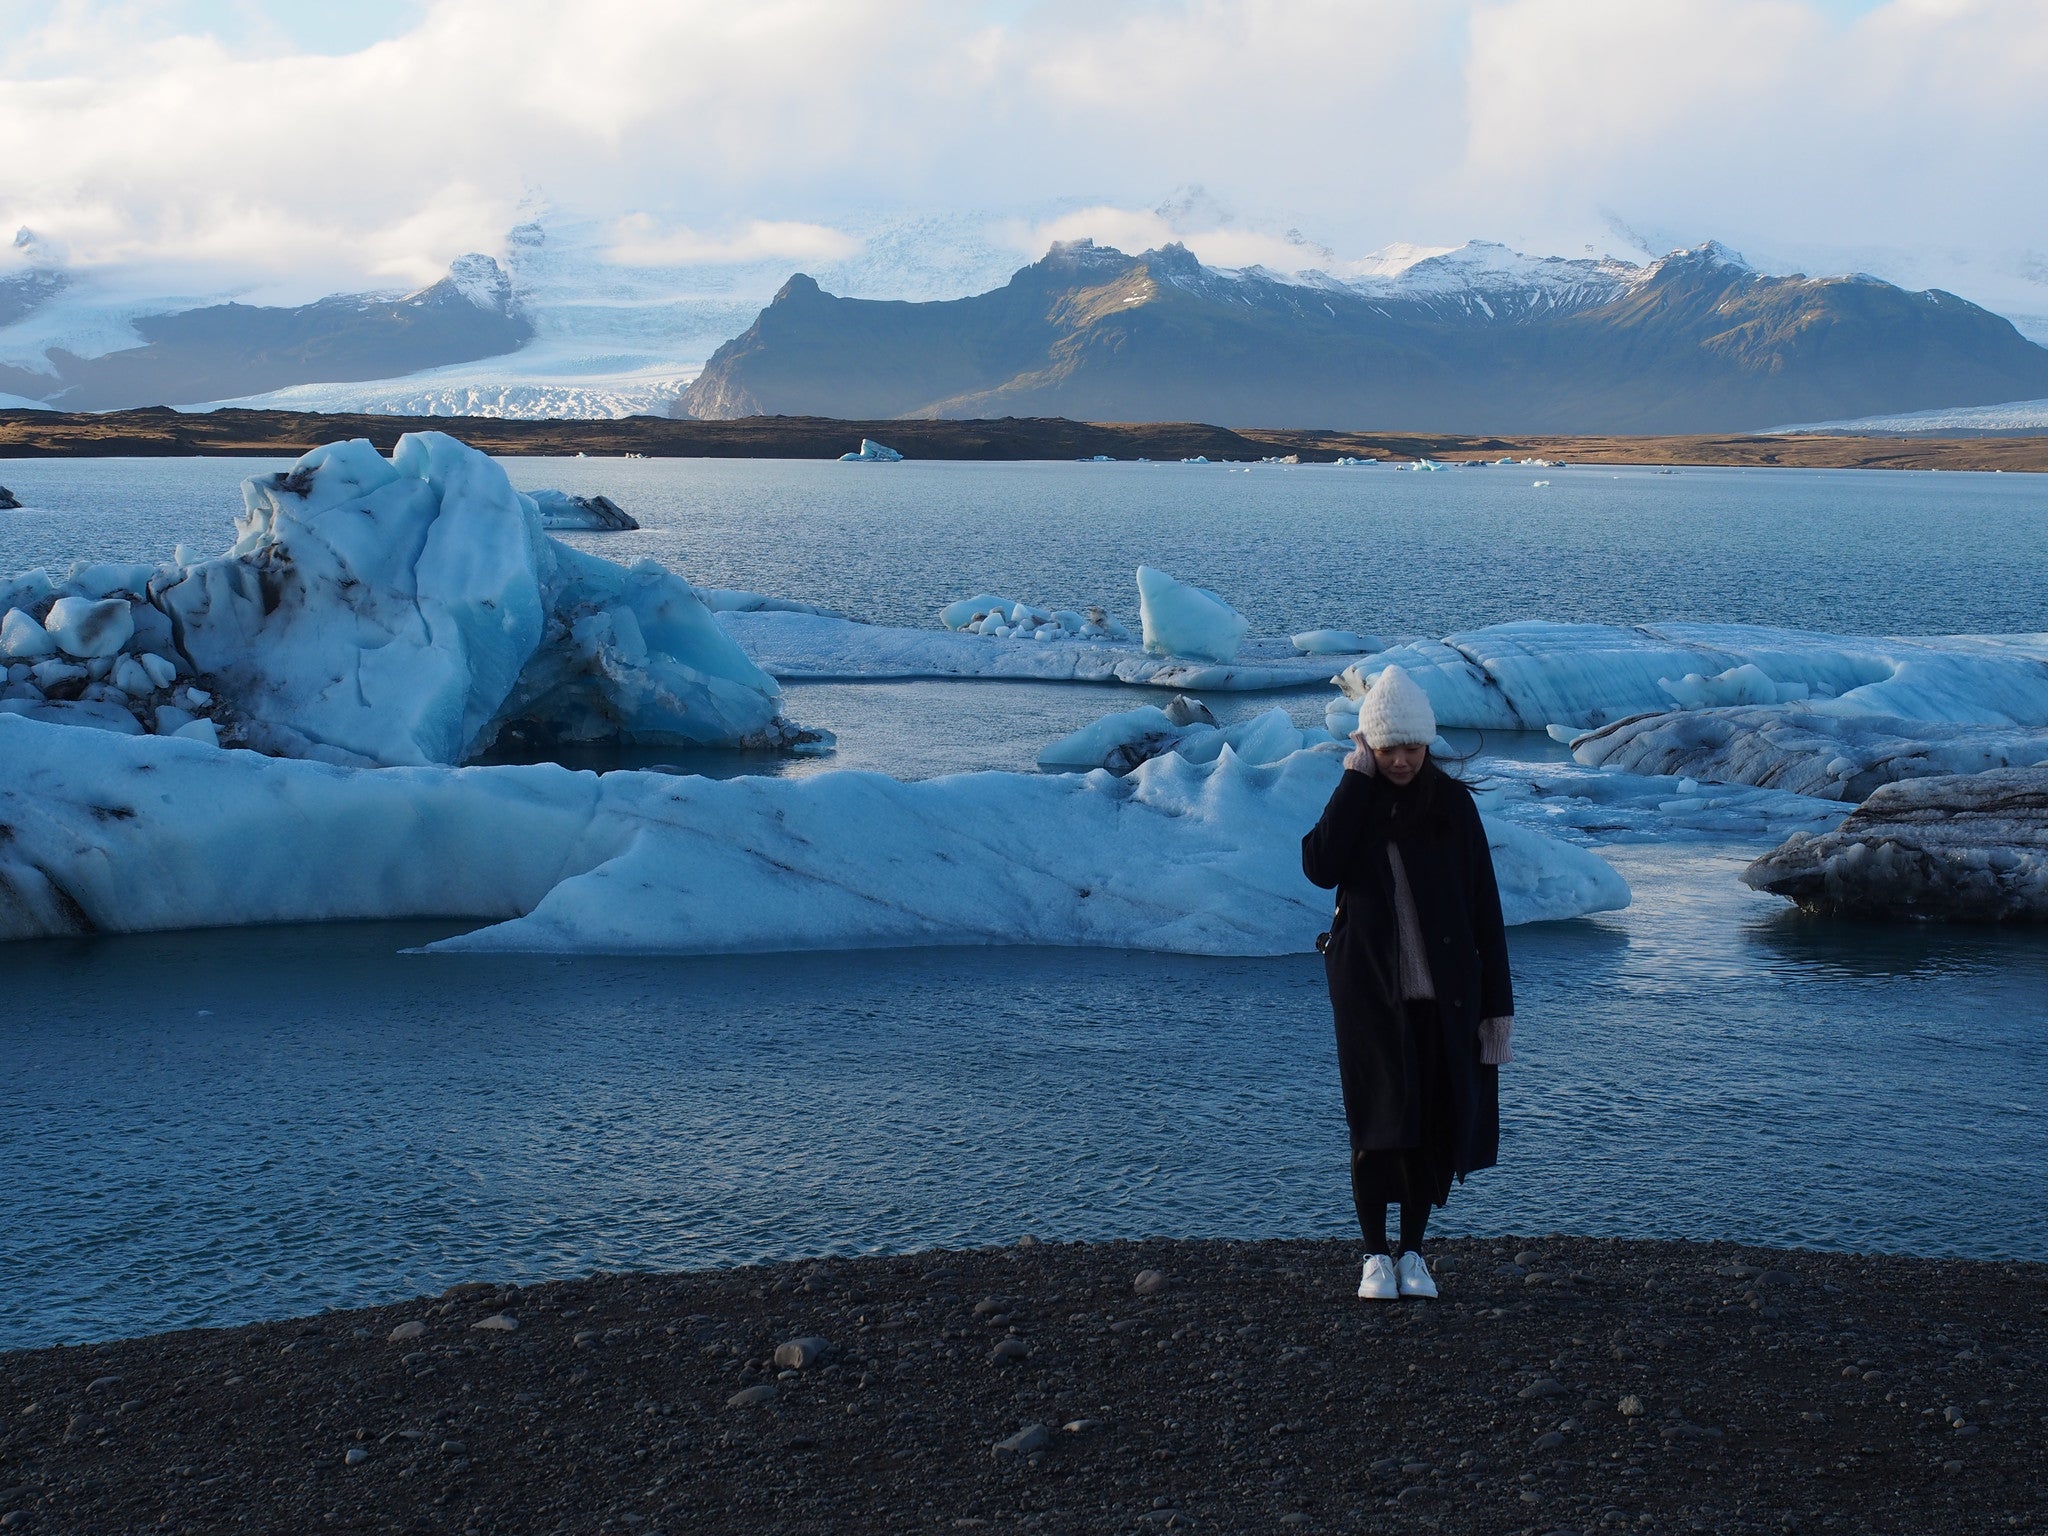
[937,594,1131,643]
[1532,479,1551,487]
[1037,697,1323,776]
[1136,565,1248,663]
[839,438,904,462]
[526,490,639,531]
[1332,456,1376,467]
[1290,628,1383,656]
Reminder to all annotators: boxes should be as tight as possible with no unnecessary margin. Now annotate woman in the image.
[1301,664,1514,1301]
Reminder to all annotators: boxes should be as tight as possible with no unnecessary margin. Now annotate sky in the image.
[1,0,2044,313]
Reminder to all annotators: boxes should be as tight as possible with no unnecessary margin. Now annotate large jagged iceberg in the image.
[0,715,1627,949]
[1,433,804,766]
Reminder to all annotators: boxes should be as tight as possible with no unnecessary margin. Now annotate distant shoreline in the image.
[4,406,2047,471]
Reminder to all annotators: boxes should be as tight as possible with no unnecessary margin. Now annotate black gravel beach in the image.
[4,1236,2042,1535]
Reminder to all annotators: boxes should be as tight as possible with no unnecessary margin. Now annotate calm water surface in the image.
[3,456,2046,1350]
[2,455,2045,635]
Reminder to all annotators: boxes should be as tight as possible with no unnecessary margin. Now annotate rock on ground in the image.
[1744,763,2048,920]
[3,1236,2042,1534]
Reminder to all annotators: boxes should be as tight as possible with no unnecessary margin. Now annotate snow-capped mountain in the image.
[678,238,2048,434]
[4,208,2046,427]
[0,248,530,413]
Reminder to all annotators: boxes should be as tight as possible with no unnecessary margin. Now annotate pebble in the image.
[1016,1234,1040,1248]
[1533,1431,1566,1451]
[1617,1396,1644,1417]
[471,1313,517,1332]
[440,1439,465,1455]
[344,1447,368,1467]
[1061,1419,1099,1434]
[774,1336,831,1370]
[1514,1250,1543,1267]
[990,1339,1030,1364]
[1519,1377,1567,1400]
[1133,1269,1167,1296]
[726,1384,779,1408]
[991,1424,1051,1458]
[84,1376,121,1395]
[388,1321,426,1342]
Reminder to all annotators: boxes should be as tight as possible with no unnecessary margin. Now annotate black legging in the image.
[1354,1180,1430,1255]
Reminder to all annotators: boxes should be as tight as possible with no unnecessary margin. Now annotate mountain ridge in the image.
[679,239,2048,434]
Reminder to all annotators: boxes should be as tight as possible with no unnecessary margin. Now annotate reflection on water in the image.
[6,839,2045,1351]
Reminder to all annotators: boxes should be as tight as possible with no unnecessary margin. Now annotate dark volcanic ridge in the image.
[6,1236,2043,1535]
[5,406,2048,472]
[677,240,2048,436]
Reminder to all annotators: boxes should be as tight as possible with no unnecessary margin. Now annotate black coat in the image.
[1301,764,1513,1176]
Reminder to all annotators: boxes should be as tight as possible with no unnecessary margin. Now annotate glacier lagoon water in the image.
[3,456,2047,1349]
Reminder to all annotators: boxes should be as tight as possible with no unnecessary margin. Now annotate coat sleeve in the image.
[1301,767,1376,890]
[1465,793,1515,1022]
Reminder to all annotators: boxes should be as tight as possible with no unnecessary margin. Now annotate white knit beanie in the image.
[1358,664,1437,748]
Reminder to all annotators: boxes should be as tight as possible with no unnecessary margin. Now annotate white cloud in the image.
[604,218,865,269]
[0,0,2044,315]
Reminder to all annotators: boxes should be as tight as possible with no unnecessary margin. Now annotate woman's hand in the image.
[1344,730,1377,775]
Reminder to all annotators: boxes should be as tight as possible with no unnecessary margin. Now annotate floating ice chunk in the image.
[839,438,904,462]
[0,717,1627,948]
[1037,704,1185,773]
[1291,629,1382,656]
[1657,663,1808,709]
[1,608,56,659]
[940,594,1013,630]
[42,595,134,659]
[1743,764,2048,921]
[1339,621,2048,732]
[525,489,639,531]
[1136,566,1248,663]
[1570,705,2048,802]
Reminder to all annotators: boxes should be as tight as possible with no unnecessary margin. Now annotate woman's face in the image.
[1372,742,1427,785]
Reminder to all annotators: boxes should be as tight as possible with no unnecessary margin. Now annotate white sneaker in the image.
[1396,1250,1438,1299]
[1357,1253,1399,1301]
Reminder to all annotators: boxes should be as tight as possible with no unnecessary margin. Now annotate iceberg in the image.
[1292,628,1383,656]
[1569,706,2048,802]
[1331,621,2048,735]
[0,434,804,766]
[0,716,1627,950]
[1136,565,1249,663]
[1742,765,2048,922]
[1037,700,1321,775]
[527,489,639,531]
[839,438,904,462]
